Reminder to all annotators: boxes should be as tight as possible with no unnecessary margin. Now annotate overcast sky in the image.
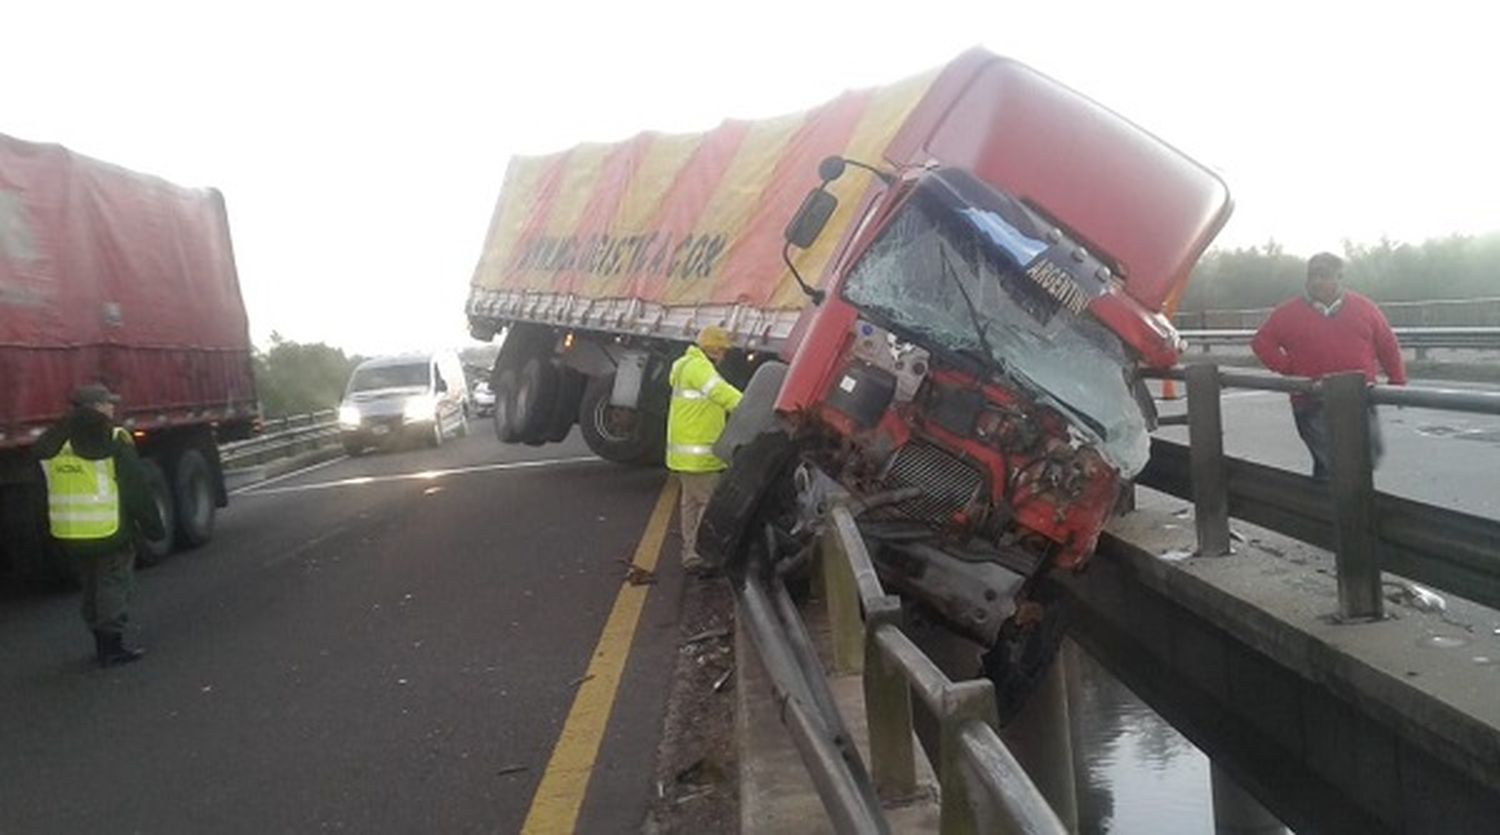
[6,1,1497,355]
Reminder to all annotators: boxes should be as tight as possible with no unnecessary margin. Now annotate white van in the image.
[338,351,470,454]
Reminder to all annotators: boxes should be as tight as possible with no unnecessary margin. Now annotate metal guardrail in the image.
[821,504,1068,834]
[1176,297,1500,330]
[220,409,340,469]
[1143,366,1500,619]
[736,499,1068,834]
[1180,326,1500,351]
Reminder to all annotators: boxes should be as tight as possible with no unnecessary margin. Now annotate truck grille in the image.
[883,441,985,524]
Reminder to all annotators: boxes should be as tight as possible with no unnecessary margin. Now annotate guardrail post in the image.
[1186,363,1232,556]
[938,680,1000,835]
[1324,372,1384,621]
[821,518,865,675]
[864,598,916,801]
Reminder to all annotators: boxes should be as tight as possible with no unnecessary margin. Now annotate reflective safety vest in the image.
[41,429,129,540]
[666,345,743,473]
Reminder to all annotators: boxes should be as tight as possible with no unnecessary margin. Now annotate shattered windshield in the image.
[842,175,1149,475]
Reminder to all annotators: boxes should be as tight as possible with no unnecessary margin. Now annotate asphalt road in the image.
[1155,380,1500,520]
[0,430,687,834]
[4,378,1493,833]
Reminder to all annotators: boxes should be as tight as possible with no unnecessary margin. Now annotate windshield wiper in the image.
[937,242,1005,377]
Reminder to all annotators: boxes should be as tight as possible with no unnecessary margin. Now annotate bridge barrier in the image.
[1179,326,1500,352]
[1143,365,1500,620]
[1176,297,1500,330]
[734,502,1068,835]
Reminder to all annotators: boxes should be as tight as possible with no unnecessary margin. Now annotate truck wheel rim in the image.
[592,397,636,443]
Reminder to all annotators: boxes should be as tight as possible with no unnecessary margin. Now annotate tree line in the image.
[252,332,363,419]
[1178,231,1500,312]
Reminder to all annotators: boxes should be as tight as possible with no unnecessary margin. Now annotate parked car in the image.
[338,352,469,454]
[472,380,497,417]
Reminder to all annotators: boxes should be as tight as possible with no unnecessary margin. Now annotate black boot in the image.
[95,630,145,667]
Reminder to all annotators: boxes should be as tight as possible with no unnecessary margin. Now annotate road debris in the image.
[1385,579,1447,613]
[570,673,595,687]
[625,564,657,586]
[643,565,736,833]
[712,666,735,692]
[683,628,731,647]
[496,764,528,777]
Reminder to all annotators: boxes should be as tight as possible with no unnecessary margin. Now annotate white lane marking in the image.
[229,455,348,496]
[238,455,605,497]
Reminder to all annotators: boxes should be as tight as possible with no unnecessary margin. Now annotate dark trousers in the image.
[72,546,136,634]
[1293,401,1384,481]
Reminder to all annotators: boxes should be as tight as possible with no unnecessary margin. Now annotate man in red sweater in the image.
[1251,252,1406,480]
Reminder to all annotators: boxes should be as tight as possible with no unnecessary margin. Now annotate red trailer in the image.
[0,133,258,579]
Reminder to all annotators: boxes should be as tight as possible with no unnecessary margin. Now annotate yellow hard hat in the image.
[696,325,732,353]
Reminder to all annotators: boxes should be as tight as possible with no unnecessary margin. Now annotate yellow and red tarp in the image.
[470,69,937,311]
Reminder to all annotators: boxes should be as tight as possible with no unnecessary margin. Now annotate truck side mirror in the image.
[818,156,847,182]
[785,188,838,250]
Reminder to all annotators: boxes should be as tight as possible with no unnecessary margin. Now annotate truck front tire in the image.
[696,430,797,571]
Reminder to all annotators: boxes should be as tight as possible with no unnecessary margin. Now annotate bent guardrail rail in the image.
[820,505,1068,835]
[735,498,1068,835]
[220,409,340,470]
[1142,365,1500,620]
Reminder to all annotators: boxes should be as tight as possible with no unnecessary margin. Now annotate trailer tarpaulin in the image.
[0,134,256,443]
[469,69,937,311]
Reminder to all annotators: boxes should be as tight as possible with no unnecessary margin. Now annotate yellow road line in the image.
[521,477,680,834]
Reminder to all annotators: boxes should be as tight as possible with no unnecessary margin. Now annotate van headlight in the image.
[338,405,362,427]
[403,395,436,422]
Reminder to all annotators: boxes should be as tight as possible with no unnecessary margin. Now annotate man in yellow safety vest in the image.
[35,384,165,667]
[667,326,742,575]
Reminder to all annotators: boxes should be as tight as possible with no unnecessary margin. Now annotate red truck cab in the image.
[702,54,1230,716]
[774,54,1230,568]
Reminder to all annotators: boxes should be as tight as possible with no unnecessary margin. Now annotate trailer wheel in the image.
[515,357,558,443]
[172,447,216,549]
[0,481,72,587]
[578,373,654,464]
[545,367,587,443]
[696,429,798,571]
[137,459,176,566]
[492,367,521,443]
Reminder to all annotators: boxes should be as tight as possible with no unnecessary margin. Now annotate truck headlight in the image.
[403,395,436,422]
[338,405,362,427]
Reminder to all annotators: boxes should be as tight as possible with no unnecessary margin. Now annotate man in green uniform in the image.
[667,326,742,575]
[35,384,165,667]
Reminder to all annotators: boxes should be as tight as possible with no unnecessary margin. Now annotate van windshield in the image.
[842,173,1148,474]
[349,363,429,393]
